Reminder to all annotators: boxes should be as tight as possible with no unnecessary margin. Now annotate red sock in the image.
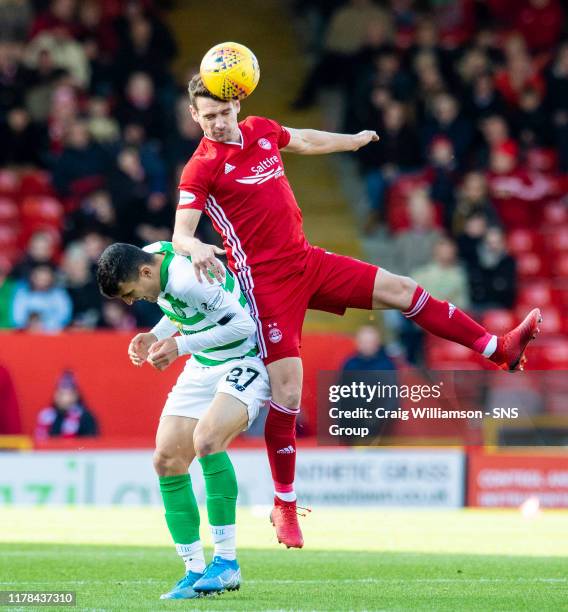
[405,287,495,355]
[264,401,298,500]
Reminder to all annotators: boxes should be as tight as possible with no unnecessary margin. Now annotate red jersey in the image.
[178,116,310,284]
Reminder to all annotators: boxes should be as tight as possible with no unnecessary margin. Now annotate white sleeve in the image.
[150,316,178,340]
[173,281,256,356]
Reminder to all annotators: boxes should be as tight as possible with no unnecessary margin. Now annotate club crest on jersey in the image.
[257,138,271,150]
[224,162,236,174]
[165,293,188,318]
[267,322,282,343]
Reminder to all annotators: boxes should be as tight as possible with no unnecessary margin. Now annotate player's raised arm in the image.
[172,208,225,284]
[281,127,379,155]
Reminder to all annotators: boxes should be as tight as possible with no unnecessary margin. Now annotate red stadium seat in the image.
[545,227,568,253]
[515,252,549,278]
[507,229,541,255]
[481,309,517,335]
[20,196,64,228]
[0,169,20,197]
[0,197,19,224]
[542,202,568,227]
[551,252,568,277]
[18,170,54,198]
[517,282,552,308]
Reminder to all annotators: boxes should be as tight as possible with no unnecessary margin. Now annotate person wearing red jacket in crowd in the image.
[495,34,546,108]
[515,0,565,54]
[486,140,557,229]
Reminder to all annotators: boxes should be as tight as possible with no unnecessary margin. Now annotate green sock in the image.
[159,473,201,545]
[198,451,238,526]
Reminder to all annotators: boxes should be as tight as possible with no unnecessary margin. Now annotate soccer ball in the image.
[200,42,260,101]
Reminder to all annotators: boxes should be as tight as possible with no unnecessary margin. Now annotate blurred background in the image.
[0,0,566,510]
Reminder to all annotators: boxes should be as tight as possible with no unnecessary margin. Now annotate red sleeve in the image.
[177,159,210,211]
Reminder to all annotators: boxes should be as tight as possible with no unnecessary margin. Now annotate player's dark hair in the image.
[96,243,154,298]
[187,74,225,108]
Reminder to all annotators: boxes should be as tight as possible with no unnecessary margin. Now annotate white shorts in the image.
[161,355,271,430]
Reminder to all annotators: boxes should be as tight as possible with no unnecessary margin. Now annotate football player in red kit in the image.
[171,75,541,548]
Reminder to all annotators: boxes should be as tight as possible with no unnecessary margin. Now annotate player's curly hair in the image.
[96,243,154,298]
[187,74,225,108]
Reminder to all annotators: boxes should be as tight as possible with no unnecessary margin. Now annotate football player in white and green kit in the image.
[96,241,270,599]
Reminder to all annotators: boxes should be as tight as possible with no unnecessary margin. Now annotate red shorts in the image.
[245,246,378,364]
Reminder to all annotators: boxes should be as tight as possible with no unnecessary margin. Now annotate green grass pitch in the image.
[0,507,567,611]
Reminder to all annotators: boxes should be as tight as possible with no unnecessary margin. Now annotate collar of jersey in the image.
[204,128,243,149]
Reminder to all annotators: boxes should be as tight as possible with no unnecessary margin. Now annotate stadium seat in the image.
[507,229,541,256]
[20,196,64,229]
[517,305,563,334]
[545,227,568,253]
[525,148,558,173]
[18,170,54,198]
[481,309,517,335]
[516,282,552,308]
[542,201,568,227]
[515,252,549,278]
[551,252,568,278]
[0,169,20,197]
[0,197,20,225]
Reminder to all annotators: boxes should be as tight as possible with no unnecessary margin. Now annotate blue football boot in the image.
[160,570,204,599]
[192,556,241,594]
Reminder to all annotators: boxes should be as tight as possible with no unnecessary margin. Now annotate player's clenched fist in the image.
[128,332,158,367]
[148,338,179,371]
[352,130,379,151]
[190,242,226,284]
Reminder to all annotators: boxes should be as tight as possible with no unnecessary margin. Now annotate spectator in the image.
[52,119,108,198]
[166,96,202,176]
[392,189,443,275]
[342,325,397,371]
[62,244,102,328]
[452,172,500,234]
[511,87,551,148]
[12,230,58,280]
[339,325,397,438]
[100,300,136,331]
[116,72,163,142]
[467,226,517,311]
[0,107,47,167]
[426,136,459,229]
[357,100,422,230]
[64,190,119,243]
[464,72,507,122]
[546,42,568,171]
[86,96,120,144]
[421,92,473,168]
[486,139,556,229]
[292,0,391,109]
[35,370,99,439]
[411,236,470,311]
[12,263,72,331]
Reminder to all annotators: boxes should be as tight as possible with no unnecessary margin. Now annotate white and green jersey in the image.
[143,241,258,367]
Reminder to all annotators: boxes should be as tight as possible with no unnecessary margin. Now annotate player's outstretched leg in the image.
[373,271,542,371]
[193,452,241,594]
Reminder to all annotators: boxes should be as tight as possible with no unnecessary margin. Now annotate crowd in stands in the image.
[0,0,211,333]
[293,0,568,367]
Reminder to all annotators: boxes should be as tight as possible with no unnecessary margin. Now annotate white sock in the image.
[275,490,297,502]
[482,335,498,358]
[211,524,236,561]
[176,542,206,574]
